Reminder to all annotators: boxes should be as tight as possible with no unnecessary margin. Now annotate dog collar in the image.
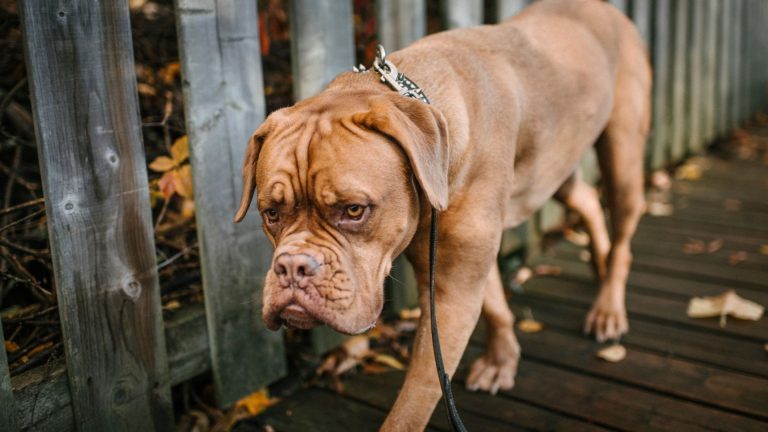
[354,45,431,105]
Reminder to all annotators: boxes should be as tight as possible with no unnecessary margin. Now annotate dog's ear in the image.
[234,121,271,223]
[355,94,450,211]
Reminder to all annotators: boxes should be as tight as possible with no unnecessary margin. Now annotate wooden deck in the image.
[240,154,768,431]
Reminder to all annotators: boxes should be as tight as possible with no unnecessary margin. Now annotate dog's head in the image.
[234,88,448,334]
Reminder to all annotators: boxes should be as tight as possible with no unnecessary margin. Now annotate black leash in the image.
[356,46,467,432]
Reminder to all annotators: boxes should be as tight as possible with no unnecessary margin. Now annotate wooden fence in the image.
[3,0,768,430]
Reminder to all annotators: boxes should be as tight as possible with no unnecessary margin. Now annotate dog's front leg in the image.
[381,223,498,431]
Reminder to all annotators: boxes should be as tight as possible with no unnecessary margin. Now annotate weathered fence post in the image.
[377,0,426,51]
[1,321,17,431]
[687,0,705,153]
[629,0,652,47]
[175,0,287,407]
[701,0,719,144]
[650,0,672,168]
[670,0,689,161]
[443,0,483,28]
[716,0,732,137]
[728,0,743,129]
[496,0,530,21]
[290,0,355,352]
[608,0,628,14]
[18,1,174,430]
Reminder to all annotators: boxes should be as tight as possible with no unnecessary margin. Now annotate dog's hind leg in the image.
[586,48,651,342]
[554,173,611,282]
[466,261,520,394]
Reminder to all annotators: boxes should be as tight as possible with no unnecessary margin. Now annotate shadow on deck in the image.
[240,152,768,431]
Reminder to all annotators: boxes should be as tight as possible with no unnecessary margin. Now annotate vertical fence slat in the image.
[291,0,355,101]
[377,0,426,51]
[650,0,672,168]
[687,0,705,153]
[701,0,719,143]
[1,321,17,431]
[290,0,355,353]
[630,0,652,47]
[608,0,628,14]
[175,0,287,407]
[669,0,689,161]
[18,1,174,430]
[496,0,530,21]
[729,0,743,128]
[443,0,483,28]
[716,0,732,136]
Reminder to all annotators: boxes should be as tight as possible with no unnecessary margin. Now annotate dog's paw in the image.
[584,293,628,342]
[466,331,520,395]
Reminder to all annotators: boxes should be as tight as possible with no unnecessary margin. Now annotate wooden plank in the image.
[496,0,530,21]
[729,0,744,128]
[608,0,628,14]
[478,306,768,419]
[349,371,605,431]
[376,0,426,51]
[716,0,732,137]
[1,320,18,431]
[649,0,672,168]
[513,296,768,378]
[175,0,287,407]
[18,1,174,430]
[669,0,689,162]
[462,347,768,432]
[702,0,720,143]
[629,0,652,47]
[290,0,355,101]
[687,0,705,153]
[443,0,483,28]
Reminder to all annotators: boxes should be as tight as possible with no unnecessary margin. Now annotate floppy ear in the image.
[354,94,450,210]
[234,121,271,223]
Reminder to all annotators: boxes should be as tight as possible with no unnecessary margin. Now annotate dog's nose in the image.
[273,253,320,288]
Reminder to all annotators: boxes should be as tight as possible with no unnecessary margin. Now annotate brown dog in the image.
[234,0,650,429]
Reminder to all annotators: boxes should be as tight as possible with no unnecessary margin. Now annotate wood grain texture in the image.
[442,0,483,28]
[687,0,705,153]
[701,0,719,143]
[18,1,174,430]
[629,0,651,47]
[728,0,743,128]
[669,0,689,161]
[716,0,732,137]
[290,0,355,101]
[175,0,286,407]
[1,321,18,431]
[376,0,426,51]
[649,0,671,168]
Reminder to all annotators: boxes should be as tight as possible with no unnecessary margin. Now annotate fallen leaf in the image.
[4,340,19,353]
[597,344,627,362]
[137,82,157,96]
[334,356,361,375]
[162,300,181,311]
[729,251,748,266]
[564,229,590,246]
[517,319,543,333]
[235,389,278,416]
[149,156,176,172]
[362,363,391,374]
[760,244,768,255]
[399,308,421,320]
[687,290,764,327]
[533,264,561,276]
[172,165,194,199]
[171,135,190,164]
[342,335,370,360]
[513,266,533,285]
[647,201,673,217]
[675,163,702,181]
[180,198,196,219]
[160,61,181,85]
[682,238,706,254]
[707,239,723,253]
[371,354,405,370]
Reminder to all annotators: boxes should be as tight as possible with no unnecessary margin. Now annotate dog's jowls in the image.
[235,0,651,429]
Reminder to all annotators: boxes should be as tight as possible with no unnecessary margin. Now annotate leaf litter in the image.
[687,290,764,327]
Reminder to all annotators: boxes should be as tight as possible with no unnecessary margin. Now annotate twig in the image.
[0,78,27,122]
[0,161,39,194]
[157,242,198,270]
[0,197,45,216]
[154,197,170,231]
[0,207,45,234]
[0,237,49,257]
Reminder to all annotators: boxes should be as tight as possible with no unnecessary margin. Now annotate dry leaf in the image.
[597,344,627,362]
[162,300,181,311]
[171,135,190,163]
[687,290,764,327]
[675,163,702,181]
[160,61,181,85]
[707,239,723,253]
[682,239,706,254]
[759,244,768,255]
[399,308,421,320]
[180,198,196,219]
[513,266,533,285]
[729,251,748,266]
[334,356,361,375]
[533,264,561,277]
[647,201,674,217]
[137,82,157,96]
[517,319,543,333]
[371,354,405,370]
[5,340,19,353]
[564,229,590,246]
[149,156,176,172]
[235,389,278,416]
[172,165,194,199]
[342,335,370,359]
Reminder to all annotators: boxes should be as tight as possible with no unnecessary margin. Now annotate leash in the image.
[356,46,468,432]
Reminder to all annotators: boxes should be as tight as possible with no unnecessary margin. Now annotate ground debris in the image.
[687,290,764,327]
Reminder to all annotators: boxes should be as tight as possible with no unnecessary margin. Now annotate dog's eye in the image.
[263,208,279,224]
[344,204,366,220]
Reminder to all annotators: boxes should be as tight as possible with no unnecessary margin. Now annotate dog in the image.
[234,0,650,429]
